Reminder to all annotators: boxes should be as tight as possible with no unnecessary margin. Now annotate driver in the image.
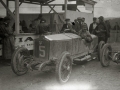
[60,18,76,33]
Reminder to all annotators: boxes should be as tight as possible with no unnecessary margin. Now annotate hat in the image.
[93,17,97,20]
[82,17,85,19]
[98,16,104,21]
[77,17,82,20]
[4,17,10,21]
[38,14,43,19]
[40,18,46,23]
[0,18,3,22]
[65,18,70,21]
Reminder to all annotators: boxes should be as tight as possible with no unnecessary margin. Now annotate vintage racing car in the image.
[11,33,104,84]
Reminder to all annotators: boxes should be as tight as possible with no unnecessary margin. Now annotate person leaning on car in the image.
[79,17,93,43]
[60,18,76,33]
[89,17,98,35]
[95,16,108,43]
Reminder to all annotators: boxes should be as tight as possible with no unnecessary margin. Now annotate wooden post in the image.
[6,0,9,16]
[40,4,42,14]
[64,0,67,19]
[0,0,15,20]
[92,5,94,17]
[15,0,19,34]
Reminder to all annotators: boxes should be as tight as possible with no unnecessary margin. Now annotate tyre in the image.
[112,53,120,63]
[56,52,72,84]
[11,47,30,76]
[98,41,105,61]
[100,44,112,67]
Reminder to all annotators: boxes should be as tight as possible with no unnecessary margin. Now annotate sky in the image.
[94,0,120,17]
[0,0,120,17]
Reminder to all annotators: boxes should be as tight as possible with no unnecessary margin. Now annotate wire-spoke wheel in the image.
[56,52,72,84]
[11,47,30,76]
[98,41,105,61]
[112,53,120,63]
[100,44,112,67]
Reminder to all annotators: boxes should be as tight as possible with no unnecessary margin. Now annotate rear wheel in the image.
[113,53,119,62]
[100,44,112,67]
[98,41,105,61]
[56,52,72,84]
[112,53,120,63]
[11,47,31,76]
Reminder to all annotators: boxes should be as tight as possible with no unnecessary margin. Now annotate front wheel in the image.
[98,41,105,61]
[100,44,112,67]
[56,52,72,84]
[11,47,31,76]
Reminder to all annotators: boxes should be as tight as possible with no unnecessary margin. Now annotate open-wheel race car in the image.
[100,43,120,67]
[11,33,104,84]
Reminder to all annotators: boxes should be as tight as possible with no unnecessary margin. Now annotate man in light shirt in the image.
[89,17,98,35]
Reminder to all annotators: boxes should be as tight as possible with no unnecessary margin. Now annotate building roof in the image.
[8,0,96,5]
[8,0,55,4]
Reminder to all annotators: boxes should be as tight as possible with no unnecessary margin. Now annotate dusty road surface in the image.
[0,43,120,90]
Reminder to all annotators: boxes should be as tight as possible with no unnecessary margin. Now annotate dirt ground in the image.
[0,43,120,90]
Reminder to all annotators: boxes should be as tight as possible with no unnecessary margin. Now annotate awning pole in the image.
[15,0,19,34]
[6,0,9,16]
[40,4,42,14]
[64,0,67,19]
[92,5,94,17]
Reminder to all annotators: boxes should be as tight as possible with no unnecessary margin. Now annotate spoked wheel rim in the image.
[101,44,112,67]
[98,41,105,60]
[60,56,71,82]
[11,47,30,75]
[113,53,120,62]
[56,52,72,84]
[103,48,112,65]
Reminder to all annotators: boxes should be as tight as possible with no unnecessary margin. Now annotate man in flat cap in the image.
[79,17,93,43]
[36,18,50,35]
[89,17,98,35]
[95,16,108,43]
[60,18,76,33]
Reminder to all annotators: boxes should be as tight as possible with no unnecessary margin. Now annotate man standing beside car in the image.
[95,16,108,43]
[1,17,15,65]
[89,17,98,35]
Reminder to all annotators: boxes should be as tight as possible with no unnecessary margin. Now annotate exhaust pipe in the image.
[74,55,91,62]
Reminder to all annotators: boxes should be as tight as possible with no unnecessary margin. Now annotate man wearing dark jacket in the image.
[89,17,98,35]
[95,16,108,43]
[36,19,50,35]
[0,17,15,65]
[61,18,76,33]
